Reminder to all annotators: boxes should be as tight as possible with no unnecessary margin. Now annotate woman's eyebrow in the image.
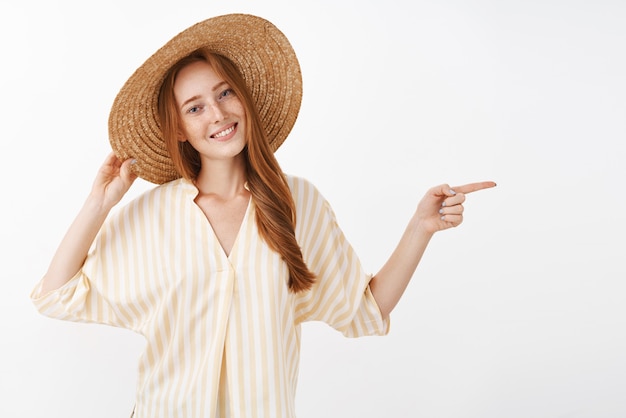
[180,95,201,109]
[212,81,228,92]
[180,82,229,109]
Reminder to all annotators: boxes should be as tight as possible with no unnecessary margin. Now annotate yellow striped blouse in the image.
[31,175,389,418]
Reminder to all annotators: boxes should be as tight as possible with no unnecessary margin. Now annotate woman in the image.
[31,14,495,418]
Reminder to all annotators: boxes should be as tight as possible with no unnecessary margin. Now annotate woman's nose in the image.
[208,102,225,122]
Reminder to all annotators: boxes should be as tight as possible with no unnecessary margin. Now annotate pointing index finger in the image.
[452,181,497,194]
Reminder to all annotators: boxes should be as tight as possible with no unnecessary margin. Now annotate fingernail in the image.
[449,189,456,195]
[441,216,446,221]
[439,208,444,214]
[131,159,137,165]
[441,201,446,207]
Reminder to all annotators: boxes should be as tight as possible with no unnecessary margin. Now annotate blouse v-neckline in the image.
[180,178,253,261]
[200,196,252,261]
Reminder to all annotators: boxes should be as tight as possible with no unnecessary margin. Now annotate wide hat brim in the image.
[108,13,302,184]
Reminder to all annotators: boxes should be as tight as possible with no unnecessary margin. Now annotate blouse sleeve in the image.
[290,176,390,337]
[30,194,154,332]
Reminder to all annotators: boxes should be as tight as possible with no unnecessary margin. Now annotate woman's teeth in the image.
[213,125,235,138]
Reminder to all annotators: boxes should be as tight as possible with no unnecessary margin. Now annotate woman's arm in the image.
[39,152,137,294]
[369,181,496,319]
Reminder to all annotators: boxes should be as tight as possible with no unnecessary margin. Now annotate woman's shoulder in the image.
[115,177,196,213]
[284,173,332,211]
[285,174,323,199]
[154,177,196,194]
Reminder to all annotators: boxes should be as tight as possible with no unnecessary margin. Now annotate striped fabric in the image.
[31,175,389,418]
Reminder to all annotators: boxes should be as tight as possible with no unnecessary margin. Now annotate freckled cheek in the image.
[229,97,245,115]
[179,121,203,142]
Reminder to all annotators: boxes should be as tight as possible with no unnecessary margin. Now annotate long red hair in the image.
[158,49,315,292]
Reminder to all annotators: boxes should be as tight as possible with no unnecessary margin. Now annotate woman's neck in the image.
[194,154,247,199]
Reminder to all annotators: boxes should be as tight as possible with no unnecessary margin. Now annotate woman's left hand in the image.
[370,180,496,318]
[415,181,496,234]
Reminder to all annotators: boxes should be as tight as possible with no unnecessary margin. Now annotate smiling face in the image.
[174,60,247,164]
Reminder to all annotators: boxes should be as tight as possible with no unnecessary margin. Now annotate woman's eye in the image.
[187,105,202,114]
[219,88,234,100]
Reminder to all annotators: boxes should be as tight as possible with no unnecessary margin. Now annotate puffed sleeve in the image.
[30,192,157,333]
[289,176,390,337]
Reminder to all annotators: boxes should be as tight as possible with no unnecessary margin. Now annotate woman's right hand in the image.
[90,152,138,210]
[38,152,138,294]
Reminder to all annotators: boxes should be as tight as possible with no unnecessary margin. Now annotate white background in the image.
[1,0,624,417]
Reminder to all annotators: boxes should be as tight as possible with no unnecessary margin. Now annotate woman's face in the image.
[174,60,247,163]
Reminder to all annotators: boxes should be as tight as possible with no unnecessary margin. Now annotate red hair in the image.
[158,49,315,292]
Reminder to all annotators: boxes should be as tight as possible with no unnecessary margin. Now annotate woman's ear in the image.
[176,129,187,143]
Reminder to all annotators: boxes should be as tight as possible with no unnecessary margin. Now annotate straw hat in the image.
[108,13,302,184]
